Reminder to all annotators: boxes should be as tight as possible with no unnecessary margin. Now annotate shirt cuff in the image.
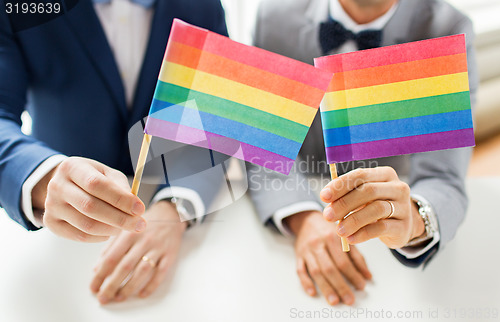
[394,194,441,260]
[151,186,205,227]
[21,155,67,228]
[272,201,323,238]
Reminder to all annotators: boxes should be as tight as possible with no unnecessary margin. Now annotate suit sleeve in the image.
[150,0,229,215]
[0,10,60,230]
[395,15,479,267]
[246,161,322,227]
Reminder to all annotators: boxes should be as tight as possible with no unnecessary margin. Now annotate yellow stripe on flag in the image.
[159,62,317,126]
[322,72,470,111]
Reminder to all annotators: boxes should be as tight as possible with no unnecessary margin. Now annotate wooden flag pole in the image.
[329,163,350,252]
[131,134,152,196]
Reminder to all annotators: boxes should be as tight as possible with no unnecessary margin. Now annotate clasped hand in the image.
[320,167,424,249]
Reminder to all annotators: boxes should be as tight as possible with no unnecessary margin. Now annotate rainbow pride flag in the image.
[144,19,332,175]
[314,34,475,163]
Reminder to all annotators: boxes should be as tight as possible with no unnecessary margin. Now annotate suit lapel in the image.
[382,0,419,46]
[304,0,329,24]
[129,0,173,126]
[64,0,127,120]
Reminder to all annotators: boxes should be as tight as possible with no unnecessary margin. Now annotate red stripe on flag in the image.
[315,34,466,73]
[169,19,332,91]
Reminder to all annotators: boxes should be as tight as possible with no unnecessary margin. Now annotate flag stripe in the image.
[321,91,471,130]
[165,41,325,107]
[322,72,469,111]
[314,34,466,73]
[145,117,295,174]
[169,19,332,91]
[325,128,475,163]
[158,61,318,126]
[323,110,473,148]
[152,82,309,142]
[329,53,467,91]
[149,103,301,159]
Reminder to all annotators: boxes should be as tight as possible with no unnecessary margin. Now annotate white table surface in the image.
[1,178,499,322]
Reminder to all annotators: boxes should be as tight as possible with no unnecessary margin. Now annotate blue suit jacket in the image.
[0,0,228,230]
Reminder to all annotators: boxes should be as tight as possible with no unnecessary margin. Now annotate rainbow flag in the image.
[314,34,475,163]
[144,19,333,175]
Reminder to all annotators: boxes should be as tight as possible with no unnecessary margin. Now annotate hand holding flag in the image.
[314,35,474,250]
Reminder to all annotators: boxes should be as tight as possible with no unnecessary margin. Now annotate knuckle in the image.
[321,264,335,276]
[363,183,377,196]
[104,257,117,267]
[336,259,349,272]
[139,263,151,274]
[121,262,134,272]
[115,214,129,229]
[58,159,73,174]
[325,233,336,244]
[374,201,387,214]
[380,220,389,233]
[349,214,360,229]
[353,168,367,180]
[336,197,349,213]
[114,193,125,209]
[398,182,410,195]
[46,178,60,193]
[80,218,95,233]
[85,175,102,191]
[383,166,397,178]
[80,197,96,213]
[158,259,170,274]
[309,267,321,277]
[307,237,322,248]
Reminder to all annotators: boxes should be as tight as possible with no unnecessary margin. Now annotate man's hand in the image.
[285,211,372,306]
[90,201,186,304]
[34,157,146,243]
[320,167,425,249]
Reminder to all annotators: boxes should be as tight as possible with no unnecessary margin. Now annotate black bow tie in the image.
[319,19,382,54]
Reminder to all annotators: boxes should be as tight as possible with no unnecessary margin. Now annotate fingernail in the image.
[306,288,315,296]
[135,220,146,232]
[320,188,332,201]
[115,295,125,302]
[132,202,144,216]
[347,235,354,243]
[357,280,366,290]
[328,294,338,305]
[337,224,345,235]
[98,296,109,304]
[343,294,354,305]
[324,207,334,221]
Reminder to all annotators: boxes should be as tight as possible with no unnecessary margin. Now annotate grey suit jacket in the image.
[248,0,478,261]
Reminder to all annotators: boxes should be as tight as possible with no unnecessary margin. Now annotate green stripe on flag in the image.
[153,81,310,143]
[321,91,471,129]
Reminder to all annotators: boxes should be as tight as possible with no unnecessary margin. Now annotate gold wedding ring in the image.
[385,200,395,219]
[141,255,156,268]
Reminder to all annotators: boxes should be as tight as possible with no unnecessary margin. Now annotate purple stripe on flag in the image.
[325,128,475,163]
[145,117,295,174]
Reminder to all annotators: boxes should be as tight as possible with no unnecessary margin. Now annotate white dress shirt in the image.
[21,0,203,227]
[273,0,440,260]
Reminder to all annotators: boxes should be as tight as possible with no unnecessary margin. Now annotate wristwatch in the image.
[167,196,198,228]
[405,196,439,247]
